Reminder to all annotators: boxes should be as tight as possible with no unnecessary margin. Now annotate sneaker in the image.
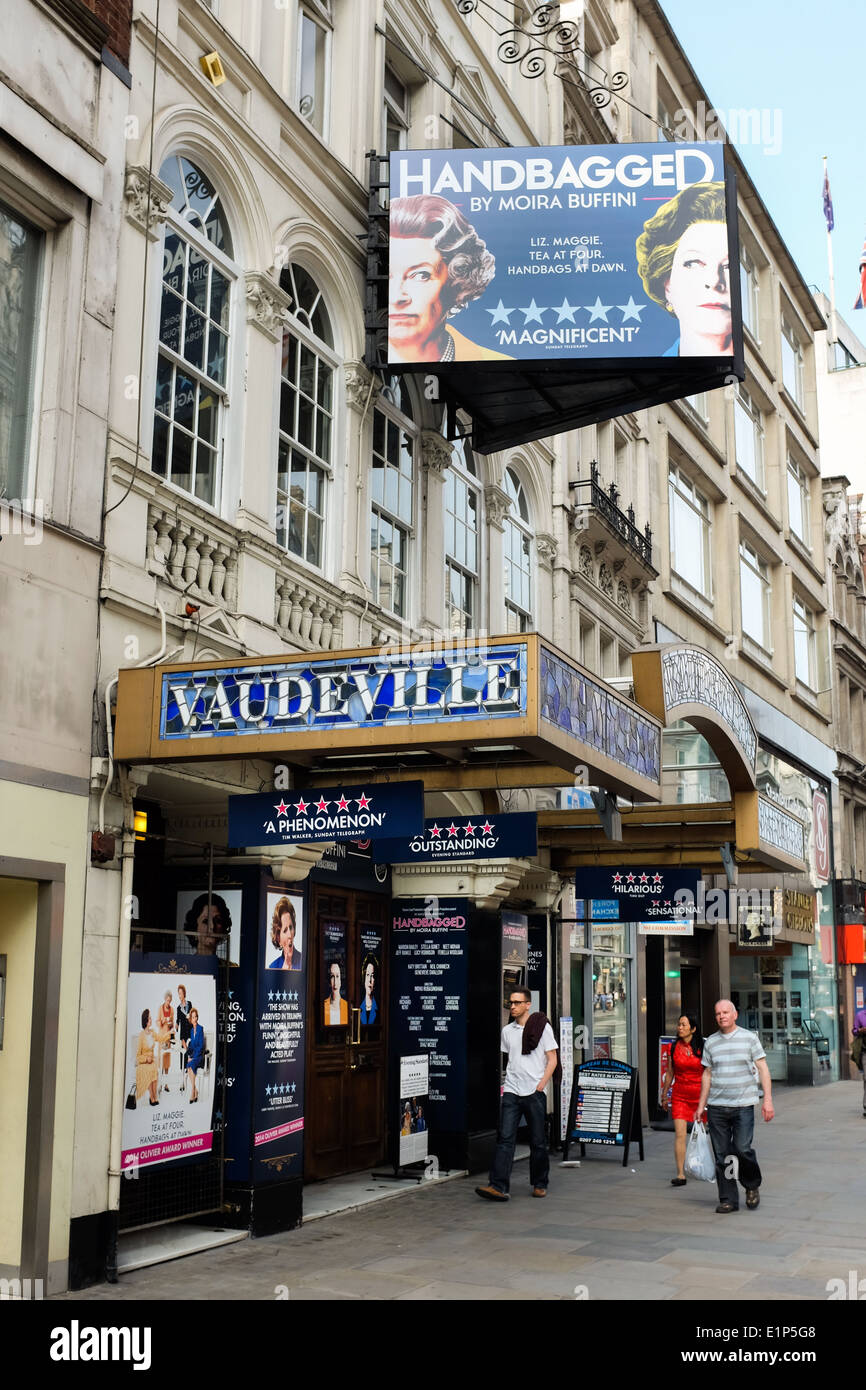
[475,1184,509,1201]
[715,1201,738,1214]
[745,1188,760,1209]
[532,1187,547,1198]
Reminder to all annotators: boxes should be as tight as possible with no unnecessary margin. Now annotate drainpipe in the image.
[105,765,137,1282]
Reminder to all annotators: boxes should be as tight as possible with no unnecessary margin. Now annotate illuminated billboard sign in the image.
[379,142,743,452]
[388,142,738,365]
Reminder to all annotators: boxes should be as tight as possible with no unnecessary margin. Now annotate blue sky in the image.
[659,0,862,325]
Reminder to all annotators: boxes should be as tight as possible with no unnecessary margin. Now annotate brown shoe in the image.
[745,1188,760,1209]
[475,1184,509,1201]
[532,1187,547,1198]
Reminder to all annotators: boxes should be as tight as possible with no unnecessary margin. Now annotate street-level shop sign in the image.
[228,782,424,846]
[638,920,694,936]
[372,811,537,864]
[576,867,699,921]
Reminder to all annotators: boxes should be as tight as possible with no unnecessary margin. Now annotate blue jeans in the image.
[488,1091,549,1194]
[706,1105,762,1207]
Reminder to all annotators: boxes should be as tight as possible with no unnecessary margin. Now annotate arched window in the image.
[503,466,533,632]
[371,375,415,618]
[152,155,236,506]
[276,263,335,568]
[444,436,480,636]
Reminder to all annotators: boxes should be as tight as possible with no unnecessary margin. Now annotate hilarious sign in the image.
[577,868,700,922]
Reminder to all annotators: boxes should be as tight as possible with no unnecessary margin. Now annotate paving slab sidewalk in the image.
[55,1080,866,1302]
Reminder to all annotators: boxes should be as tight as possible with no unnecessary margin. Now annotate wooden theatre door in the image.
[305,884,389,1180]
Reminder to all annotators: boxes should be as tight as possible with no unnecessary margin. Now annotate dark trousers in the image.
[706,1104,762,1207]
[489,1090,549,1194]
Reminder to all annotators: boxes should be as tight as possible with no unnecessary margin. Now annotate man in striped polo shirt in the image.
[693,999,774,1214]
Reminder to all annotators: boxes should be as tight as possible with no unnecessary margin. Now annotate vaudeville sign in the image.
[159,647,526,740]
[384,141,743,452]
[228,782,424,846]
[372,810,537,864]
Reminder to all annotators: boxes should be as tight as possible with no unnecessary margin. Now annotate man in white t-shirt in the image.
[476,988,559,1201]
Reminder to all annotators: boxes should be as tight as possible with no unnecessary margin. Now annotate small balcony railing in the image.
[570,460,653,568]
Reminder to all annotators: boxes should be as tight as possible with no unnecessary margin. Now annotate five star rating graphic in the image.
[273,793,374,816]
[485,298,645,326]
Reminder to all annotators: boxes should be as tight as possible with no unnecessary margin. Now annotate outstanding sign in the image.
[388,142,736,364]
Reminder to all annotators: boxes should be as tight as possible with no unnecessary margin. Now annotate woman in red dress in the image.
[661,1014,705,1185]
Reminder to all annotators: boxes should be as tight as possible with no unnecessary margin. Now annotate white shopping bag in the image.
[683,1120,716,1182]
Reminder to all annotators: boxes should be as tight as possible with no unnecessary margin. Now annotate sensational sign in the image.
[228,782,424,846]
[372,811,537,864]
[160,648,526,741]
[388,141,737,364]
[577,868,700,922]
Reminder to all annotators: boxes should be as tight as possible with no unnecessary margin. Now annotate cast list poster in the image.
[252,886,306,1180]
[390,898,469,1137]
[389,142,734,363]
[122,955,217,1173]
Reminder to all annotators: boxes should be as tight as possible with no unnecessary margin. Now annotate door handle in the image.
[351,1006,361,1045]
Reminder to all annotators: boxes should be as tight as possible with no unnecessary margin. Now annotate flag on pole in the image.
[855,239,866,311]
[823,168,834,232]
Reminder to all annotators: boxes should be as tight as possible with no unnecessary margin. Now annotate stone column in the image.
[237,271,291,541]
[417,429,452,636]
[340,361,381,620]
[484,483,510,634]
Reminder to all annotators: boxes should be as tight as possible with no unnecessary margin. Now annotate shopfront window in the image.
[570,921,633,1065]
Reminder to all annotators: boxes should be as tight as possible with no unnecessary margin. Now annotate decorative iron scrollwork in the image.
[454,0,630,111]
[184,169,213,202]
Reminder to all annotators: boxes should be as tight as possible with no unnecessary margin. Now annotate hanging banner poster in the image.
[359,922,383,1030]
[252,886,306,1178]
[175,886,242,966]
[321,919,349,1027]
[390,898,469,1135]
[122,956,218,1173]
[398,1055,429,1167]
[388,142,738,364]
[577,867,699,921]
[372,811,537,863]
[229,782,424,847]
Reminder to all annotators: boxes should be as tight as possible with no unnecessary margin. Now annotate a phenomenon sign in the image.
[372,811,537,864]
[577,868,699,922]
[228,782,424,846]
[388,141,737,364]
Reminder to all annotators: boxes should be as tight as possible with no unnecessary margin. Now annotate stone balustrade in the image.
[146,501,240,611]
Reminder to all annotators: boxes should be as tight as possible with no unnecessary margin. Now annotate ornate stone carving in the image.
[578,544,593,579]
[245,273,291,342]
[419,429,453,473]
[484,483,510,529]
[661,647,758,770]
[124,165,174,239]
[617,580,631,613]
[344,361,380,412]
[598,562,614,599]
[535,532,558,567]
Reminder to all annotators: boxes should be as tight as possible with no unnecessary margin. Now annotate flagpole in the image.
[824,155,838,346]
